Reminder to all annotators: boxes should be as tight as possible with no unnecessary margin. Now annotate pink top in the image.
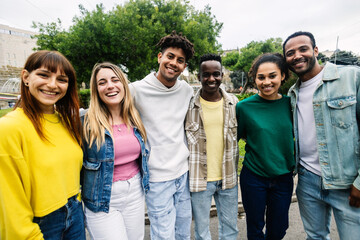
[112,124,140,182]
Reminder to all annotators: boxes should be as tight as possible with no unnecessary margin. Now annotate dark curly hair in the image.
[249,53,290,84]
[156,30,195,61]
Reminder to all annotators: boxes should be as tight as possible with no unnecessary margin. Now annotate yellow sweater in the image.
[0,108,83,240]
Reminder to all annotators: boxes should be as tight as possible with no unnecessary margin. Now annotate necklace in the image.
[113,123,124,132]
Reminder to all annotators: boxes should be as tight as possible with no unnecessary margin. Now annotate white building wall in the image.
[0,24,37,68]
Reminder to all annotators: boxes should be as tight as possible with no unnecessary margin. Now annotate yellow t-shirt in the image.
[200,97,224,181]
[0,108,83,240]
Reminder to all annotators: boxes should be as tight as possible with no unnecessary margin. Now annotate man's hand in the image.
[349,185,360,208]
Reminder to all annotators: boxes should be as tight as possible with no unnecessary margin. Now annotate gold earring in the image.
[24,82,29,86]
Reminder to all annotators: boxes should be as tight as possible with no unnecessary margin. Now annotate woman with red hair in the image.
[0,50,85,240]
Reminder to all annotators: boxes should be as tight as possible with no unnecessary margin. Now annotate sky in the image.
[1,0,360,55]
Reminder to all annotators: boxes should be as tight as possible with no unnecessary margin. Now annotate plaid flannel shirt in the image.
[185,87,239,192]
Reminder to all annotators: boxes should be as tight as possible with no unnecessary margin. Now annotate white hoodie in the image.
[129,72,193,182]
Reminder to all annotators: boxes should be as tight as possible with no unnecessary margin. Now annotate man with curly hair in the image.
[130,31,195,239]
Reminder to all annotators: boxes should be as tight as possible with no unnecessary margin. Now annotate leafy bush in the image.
[235,92,255,102]
[238,139,245,173]
[79,89,90,109]
[234,94,250,173]
[279,75,297,95]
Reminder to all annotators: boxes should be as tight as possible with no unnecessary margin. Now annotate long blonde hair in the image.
[83,62,146,150]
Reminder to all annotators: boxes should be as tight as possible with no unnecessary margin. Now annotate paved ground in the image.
[87,176,340,239]
[142,199,339,240]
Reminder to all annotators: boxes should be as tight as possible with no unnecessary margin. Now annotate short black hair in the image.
[156,30,195,61]
[199,54,222,74]
[249,53,290,83]
[283,31,316,56]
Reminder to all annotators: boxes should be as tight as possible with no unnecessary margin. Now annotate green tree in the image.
[222,38,283,94]
[33,0,222,84]
[32,19,67,51]
[229,70,245,89]
[317,52,329,65]
[65,4,112,85]
[222,51,240,71]
[329,50,359,66]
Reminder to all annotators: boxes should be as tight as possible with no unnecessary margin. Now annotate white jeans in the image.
[85,172,145,240]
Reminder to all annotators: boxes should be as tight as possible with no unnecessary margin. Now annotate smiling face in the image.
[284,35,321,81]
[157,47,187,87]
[199,60,223,101]
[22,67,69,114]
[255,62,285,100]
[96,68,125,110]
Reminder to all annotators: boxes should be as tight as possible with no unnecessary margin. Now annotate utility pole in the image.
[334,36,339,64]
[241,72,244,87]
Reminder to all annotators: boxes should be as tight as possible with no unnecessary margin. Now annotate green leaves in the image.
[222,38,283,93]
[33,0,222,85]
[329,50,359,65]
[223,38,283,73]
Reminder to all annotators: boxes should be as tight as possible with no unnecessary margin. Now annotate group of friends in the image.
[0,30,359,240]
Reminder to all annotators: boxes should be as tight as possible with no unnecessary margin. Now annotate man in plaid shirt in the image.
[185,53,239,240]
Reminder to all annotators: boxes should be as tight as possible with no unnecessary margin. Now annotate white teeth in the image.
[106,92,118,97]
[42,90,56,95]
[263,86,273,90]
[294,60,305,66]
[167,67,176,73]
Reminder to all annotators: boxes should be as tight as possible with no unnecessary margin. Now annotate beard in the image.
[290,53,317,77]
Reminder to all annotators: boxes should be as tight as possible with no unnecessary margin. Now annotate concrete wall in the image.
[0,24,37,68]
[0,24,37,91]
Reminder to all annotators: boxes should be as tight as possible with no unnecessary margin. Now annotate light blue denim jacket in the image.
[81,127,150,213]
[288,62,360,190]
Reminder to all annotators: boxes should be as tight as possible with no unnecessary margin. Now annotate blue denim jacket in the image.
[81,127,150,213]
[288,62,360,190]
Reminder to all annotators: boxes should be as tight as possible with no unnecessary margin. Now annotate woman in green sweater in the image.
[0,51,85,240]
[236,53,295,240]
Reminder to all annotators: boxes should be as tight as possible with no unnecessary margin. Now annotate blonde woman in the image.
[81,62,149,240]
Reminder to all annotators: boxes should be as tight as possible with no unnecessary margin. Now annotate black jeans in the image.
[240,166,293,240]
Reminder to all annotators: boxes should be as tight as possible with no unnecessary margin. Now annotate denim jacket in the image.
[81,127,150,213]
[288,62,360,190]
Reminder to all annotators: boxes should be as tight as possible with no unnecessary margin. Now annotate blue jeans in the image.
[33,195,85,240]
[296,166,360,240]
[240,166,293,240]
[145,171,192,240]
[191,181,239,240]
